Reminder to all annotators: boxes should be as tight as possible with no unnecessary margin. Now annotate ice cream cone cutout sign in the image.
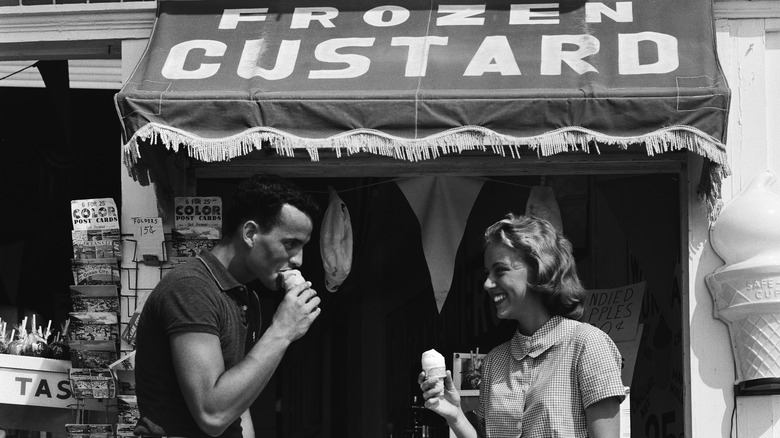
[706,171,780,383]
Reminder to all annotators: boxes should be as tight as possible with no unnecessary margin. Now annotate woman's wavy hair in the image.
[483,213,585,320]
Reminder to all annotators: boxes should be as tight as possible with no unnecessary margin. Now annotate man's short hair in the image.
[223,175,320,237]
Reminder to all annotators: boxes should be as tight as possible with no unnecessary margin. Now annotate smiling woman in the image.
[419,214,626,438]
[483,214,586,328]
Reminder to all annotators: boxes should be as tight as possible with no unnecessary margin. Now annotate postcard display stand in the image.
[120,197,223,437]
[68,198,132,437]
[121,196,223,349]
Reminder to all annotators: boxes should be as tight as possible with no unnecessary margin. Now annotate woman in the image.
[419,214,625,437]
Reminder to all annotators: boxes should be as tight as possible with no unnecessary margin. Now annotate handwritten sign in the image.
[583,282,645,343]
[131,217,164,261]
[615,324,643,387]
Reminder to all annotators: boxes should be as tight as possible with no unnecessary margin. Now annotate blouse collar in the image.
[510,315,567,361]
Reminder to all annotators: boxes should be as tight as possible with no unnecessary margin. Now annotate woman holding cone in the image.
[419,214,625,438]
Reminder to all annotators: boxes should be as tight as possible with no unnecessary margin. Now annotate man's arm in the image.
[172,282,320,437]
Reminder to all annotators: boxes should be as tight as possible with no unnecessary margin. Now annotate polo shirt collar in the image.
[196,250,243,292]
[510,315,566,361]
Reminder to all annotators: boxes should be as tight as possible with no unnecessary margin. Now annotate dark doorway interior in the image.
[0,85,121,331]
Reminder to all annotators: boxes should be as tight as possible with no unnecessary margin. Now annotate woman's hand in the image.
[418,370,462,421]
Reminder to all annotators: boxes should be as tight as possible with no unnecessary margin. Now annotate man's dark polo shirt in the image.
[134,251,260,438]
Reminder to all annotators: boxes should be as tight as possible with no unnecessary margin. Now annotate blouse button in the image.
[242,305,248,311]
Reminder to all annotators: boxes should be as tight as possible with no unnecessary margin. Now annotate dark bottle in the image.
[407,396,426,438]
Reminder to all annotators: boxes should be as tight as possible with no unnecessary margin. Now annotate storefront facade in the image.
[2,0,780,436]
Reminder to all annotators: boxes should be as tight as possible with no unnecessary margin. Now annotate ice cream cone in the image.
[422,349,446,391]
[280,269,306,292]
[706,171,780,383]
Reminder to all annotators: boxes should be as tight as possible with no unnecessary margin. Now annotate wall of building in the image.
[106,1,780,437]
[687,4,780,437]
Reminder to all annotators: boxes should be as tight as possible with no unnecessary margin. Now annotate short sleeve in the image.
[475,352,491,435]
[476,353,491,421]
[576,326,626,409]
[157,276,222,337]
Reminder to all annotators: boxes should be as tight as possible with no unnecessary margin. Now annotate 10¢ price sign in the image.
[583,282,645,343]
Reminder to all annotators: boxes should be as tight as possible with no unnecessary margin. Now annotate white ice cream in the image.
[280,269,306,291]
[421,349,446,382]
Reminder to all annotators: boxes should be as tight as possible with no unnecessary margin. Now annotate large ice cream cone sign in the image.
[706,171,780,384]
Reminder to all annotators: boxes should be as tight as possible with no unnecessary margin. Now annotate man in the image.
[133,175,321,438]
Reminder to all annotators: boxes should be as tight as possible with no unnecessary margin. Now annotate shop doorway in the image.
[197,172,683,438]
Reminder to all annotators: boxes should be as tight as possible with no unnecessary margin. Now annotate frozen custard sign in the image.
[152,1,685,89]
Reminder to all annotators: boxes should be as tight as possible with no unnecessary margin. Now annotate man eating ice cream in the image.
[133,175,321,438]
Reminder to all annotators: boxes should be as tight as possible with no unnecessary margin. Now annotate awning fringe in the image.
[124,123,730,219]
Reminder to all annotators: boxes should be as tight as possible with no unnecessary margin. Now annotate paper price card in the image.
[174,197,222,240]
[583,282,645,343]
[71,198,119,231]
[131,217,164,260]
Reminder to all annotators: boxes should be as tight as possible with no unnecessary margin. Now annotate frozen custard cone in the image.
[280,269,306,292]
[421,349,446,391]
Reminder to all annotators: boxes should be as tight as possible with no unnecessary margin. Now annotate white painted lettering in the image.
[364,5,410,27]
[619,32,678,74]
[541,34,599,75]
[309,38,376,79]
[585,2,633,23]
[436,5,486,26]
[162,40,226,80]
[238,39,301,80]
[291,7,338,29]
[391,36,449,77]
[219,8,268,29]
[509,4,560,25]
[464,36,521,76]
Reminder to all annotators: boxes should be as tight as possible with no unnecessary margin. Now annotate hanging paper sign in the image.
[131,217,165,262]
[71,198,119,231]
[173,197,222,257]
[174,197,222,236]
[583,282,645,343]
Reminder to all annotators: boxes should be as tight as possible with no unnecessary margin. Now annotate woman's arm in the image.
[585,396,621,438]
[419,371,479,438]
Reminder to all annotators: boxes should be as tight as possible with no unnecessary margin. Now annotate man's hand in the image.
[271,279,321,342]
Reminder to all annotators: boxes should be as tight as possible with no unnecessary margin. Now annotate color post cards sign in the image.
[583,282,645,343]
[173,197,222,257]
[71,198,119,231]
[174,197,222,238]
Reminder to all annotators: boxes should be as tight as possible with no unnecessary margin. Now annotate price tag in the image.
[131,217,164,262]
